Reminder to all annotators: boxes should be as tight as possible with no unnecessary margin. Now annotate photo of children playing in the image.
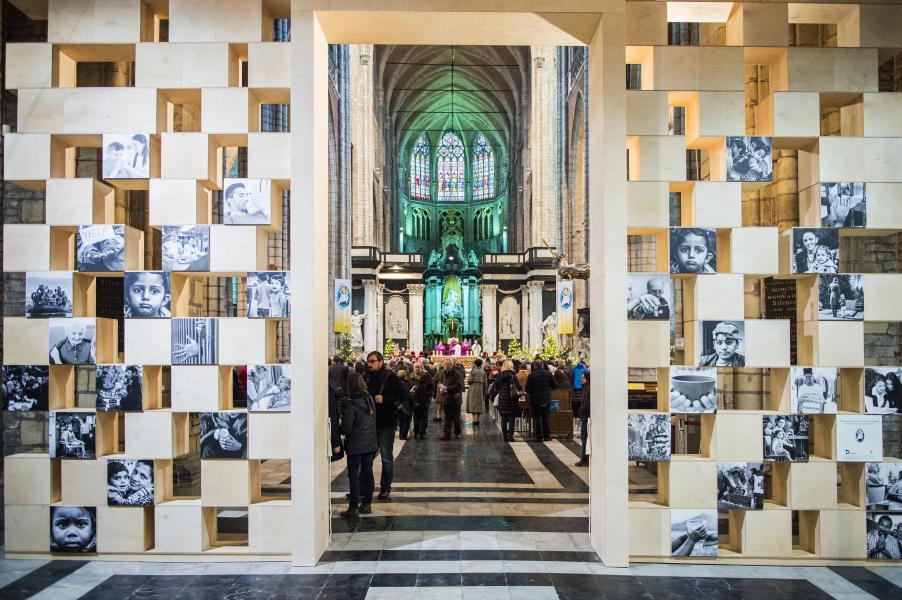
[247,364,291,411]
[123,271,171,318]
[50,413,97,459]
[102,133,150,179]
[25,272,72,318]
[698,321,745,367]
[96,365,143,411]
[670,227,716,274]
[864,368,902,414]
[762,415,809,462]
[818,274,863,321]
[77,225,126,272]
[50,506,96,553]
[1,365,49,411]
[162,225,210,272]
[107,459,155,506]
[791,228,840,274]
[246,272,291,318]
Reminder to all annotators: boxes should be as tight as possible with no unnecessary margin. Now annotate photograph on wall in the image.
[162,225,210,272]
[1,365,49,411]
[716,463,764,510]
[670,227,716,274]
[627,274,671,320]
[837,415,883,462]
[698,321,745,367]
[247,272,291,318]
[107,459,155,506]
[866,512,902,560]
[821,182,866,227]
[200,412,248,459]
[669,367,717,413]
[49,317,96,365]
[76,225,126,272]
[171,318,218,365]
[247,364,291,411]
[866,463,902,510]
[791,228,840,274]
[50,506,96,553]
[670,509,718,557]
[49,412,97,459]
[817,274,863,321]
[865,368,902,414]
[123,271,171,318]
[725,136,772,182]
[25,272,73,318]
[577,308,590,338]
[762,415,809,462]
[223,178,272,225]
[102,133,150,179]
[96,365,143,411]
[790,367,838,414]
[628,413,671,462]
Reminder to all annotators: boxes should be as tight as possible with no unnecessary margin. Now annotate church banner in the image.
[557,280,574,335]
[334,279,352,333]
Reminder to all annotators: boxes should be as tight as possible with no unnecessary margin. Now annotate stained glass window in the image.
[437,132,466,202]
[409,134,430,199]
[472,133,495,200]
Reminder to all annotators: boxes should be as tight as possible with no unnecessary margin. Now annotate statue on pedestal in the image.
[542,311,558,339]
[350,310,366,349]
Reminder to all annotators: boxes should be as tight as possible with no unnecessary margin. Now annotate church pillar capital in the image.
[481,284,498,296]
[407,283,425,295]
[527,280,544,291]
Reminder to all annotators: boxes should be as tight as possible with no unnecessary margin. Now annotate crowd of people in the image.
[327,351,590,518]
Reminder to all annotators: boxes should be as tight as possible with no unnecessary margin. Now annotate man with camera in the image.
[366,351,409,500]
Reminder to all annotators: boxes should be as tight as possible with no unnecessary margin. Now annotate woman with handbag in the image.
[490,360,524,442]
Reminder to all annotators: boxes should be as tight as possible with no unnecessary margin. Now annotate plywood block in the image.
[125,411,187,459]
[863,93,902,138]
[816,509,866,559]
[684,274,744,321]
[22,89,158,134]
[123,319,171,365]
[160,133,217,184]
[149,179,212,225]
[209,225,267,272]
[698,92,744,138]
[787,48,878,93]
[684,182,740,229]
[96,506,152,553]
[248,43,290,88]
[816,321,864,367]
[863,275,902,321]
[860,5,902,48]
[201,460,254,507]
[633,136,686,182]
[154,500,204,552]
[628,505,670,556]
[46,179,114,226]
[627,182,669,228]
[729,227,778,274]
[729,2,788,47]
[745,319,791,368]
[4,505,51,553]
[771,92,820,138]
[818,137,902,183]
[654,47,744,92]
[247,133,290,180]
[169,0,265,43]
[248,413,291,459]
[713,413,763,462]
[218,318,272,365]
[4,134,50,181]
[248,500,291,553]
[136,42,231,88]
[5,42,53,88]
[625,2,667,46]
[3,224,51,271]
[4,318,50,364]
[48,0,142,43]
[628,320,671,368]
[202,88,250,134]
[171,366,226,412]
[740,508,792,557]
[60,459,107,506]
[626,91,668,136]
[666,460,717,508]
[789,461,838,510]
[867,183,902,229]
[4,454,53,505]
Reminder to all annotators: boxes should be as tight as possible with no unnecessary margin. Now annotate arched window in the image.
[472,133,495,200]
[437,132,465,202]
[409,134,430,199]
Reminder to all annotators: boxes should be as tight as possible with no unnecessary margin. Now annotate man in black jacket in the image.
[439,358,464,440]
[365,351,407,499]
[525,359,558,441]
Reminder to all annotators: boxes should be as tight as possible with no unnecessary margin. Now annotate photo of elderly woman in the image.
[102,133,150,179]
[49,318,96,365]
[726,136,772,182]
[864,368,902,414]
[791,228,840,274]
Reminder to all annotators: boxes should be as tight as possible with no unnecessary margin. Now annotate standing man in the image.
[365,351,406,500]
[328,355,349,397]
[439,358,464,440]
[525,359,558,442]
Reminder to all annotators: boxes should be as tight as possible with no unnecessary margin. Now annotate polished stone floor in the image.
[1,411,901,598]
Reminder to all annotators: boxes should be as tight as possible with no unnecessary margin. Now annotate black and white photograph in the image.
[791,228,840,274]
[49,412,97,459]
[49,318,96,365]
[837,415,883,462]
[864,367,902,414]
[821,182,866,228]
[96,365,143,411]
[670,509,718,557]
[725,136,772,182]
[866,512,902,560]
[698,321,745,367]
[670,227,716,274]
[200,412,248,459]
[107,459,155,506]
[247,364,291,411]
[247,272,291,318]
[817,274,863,321]
[669,367,717,413]
[124,271,171,318]
[576,307,590,338]
[171,318,218,365]
[866,463,902,510]
[25,272,73,318]
[1,365,49,411]
[628,413,671,462]
[76,225,126,272]
[627,274,671,320]
[223,178,272,225]
[162,225,210,272]
[102,133,150,179]
[50,506,96,553]
[716,463,764,510]
[790,367,838,414]
[762,415,809,462]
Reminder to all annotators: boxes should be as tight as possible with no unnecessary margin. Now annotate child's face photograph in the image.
[676,233,711,273]
[712,334,738,361]
[51,506,94,552]
[110,469,130,493]
[126,272,170,317]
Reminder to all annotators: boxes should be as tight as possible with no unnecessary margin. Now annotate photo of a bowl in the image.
[671,374,715,400]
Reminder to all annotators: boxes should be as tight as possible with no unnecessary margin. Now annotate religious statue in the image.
[500,312,516,338]
[467,249,479,269]
[441,287,463,321]
[350,310,366,349]
[543,240,590,280]
[542,311,558,339]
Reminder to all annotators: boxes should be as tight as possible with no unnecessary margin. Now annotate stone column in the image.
[408,284,425,354]
[520,285,530,348]
[469,279,480,338]
[527,280,544,348]
[528,46,560,248]
[461,280,470,335]
[481,284,498,354]
[375,283,385,352]
[349,44,376,247]
[362,279,377,352]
